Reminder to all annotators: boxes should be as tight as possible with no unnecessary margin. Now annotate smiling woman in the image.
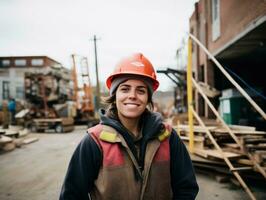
[116,79,149,126]
[60,53,199,200]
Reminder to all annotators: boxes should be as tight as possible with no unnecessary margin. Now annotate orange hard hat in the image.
[106,53,159,91]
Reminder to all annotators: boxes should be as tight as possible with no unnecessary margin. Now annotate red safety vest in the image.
[88,124,173,200]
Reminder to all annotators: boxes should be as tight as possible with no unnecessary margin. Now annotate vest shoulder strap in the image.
[158,123,172,141]
[88,124,120,143]
[87,124,103,147]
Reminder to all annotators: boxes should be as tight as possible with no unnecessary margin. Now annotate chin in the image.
[124,114,141,119]
[121,111,143,119]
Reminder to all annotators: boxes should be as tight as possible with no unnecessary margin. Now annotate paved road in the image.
[0,126,265,200]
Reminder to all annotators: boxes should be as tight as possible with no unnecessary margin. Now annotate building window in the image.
[2,81,10,100]
[15,59,27,66]
[16,85,24,99]
[31,59,44,66]
[212,0,220,41]
[1,60,10,67]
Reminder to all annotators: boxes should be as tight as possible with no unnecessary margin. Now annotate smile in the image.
[124,103,140,106]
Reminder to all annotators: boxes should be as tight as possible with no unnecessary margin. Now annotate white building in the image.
[0,56,72,104]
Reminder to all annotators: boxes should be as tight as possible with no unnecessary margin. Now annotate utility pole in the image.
[92,35,100,113]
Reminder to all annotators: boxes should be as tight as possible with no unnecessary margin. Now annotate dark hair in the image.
[102,89,154,119]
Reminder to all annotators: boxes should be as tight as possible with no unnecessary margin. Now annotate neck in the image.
[119,117,140,137]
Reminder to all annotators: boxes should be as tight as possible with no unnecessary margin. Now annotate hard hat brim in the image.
[106,72,159,91]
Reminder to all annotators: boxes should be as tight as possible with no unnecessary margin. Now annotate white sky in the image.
[0,0,197,91]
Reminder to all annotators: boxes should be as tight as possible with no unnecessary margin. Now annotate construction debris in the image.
[197,81,221,98]
[22,137,39,145]
[173,122,266,179]
[0,127,38,153]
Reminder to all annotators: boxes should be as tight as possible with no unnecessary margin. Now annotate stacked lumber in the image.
[24,67,72,102]
[0,127,38,153]
[173,123,266,177]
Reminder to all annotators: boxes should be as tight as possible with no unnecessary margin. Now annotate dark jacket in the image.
[60,109,198,200]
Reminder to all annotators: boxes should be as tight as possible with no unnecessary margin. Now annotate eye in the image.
[137,88,147,94]
[120,86,130,92]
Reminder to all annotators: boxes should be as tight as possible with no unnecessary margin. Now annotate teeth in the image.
[125,104,138,107]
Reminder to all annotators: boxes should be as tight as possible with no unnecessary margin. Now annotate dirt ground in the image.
[0,125,265,200]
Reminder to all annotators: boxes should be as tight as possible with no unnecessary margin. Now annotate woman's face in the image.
[116,79,149,121]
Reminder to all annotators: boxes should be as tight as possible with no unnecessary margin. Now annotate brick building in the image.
[189,0,266,125]
[0,56,72,103]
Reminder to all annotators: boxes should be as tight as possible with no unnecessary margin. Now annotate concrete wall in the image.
[0,68,25,103]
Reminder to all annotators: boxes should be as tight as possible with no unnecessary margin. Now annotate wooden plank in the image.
[223,143,239,149]
[0,135,13,144]
[222,147,244,155]
[183,141,204,150]
[34,118,62,123]
[242,138,266,144]
[4,130,19,138]
[180,135,204,142]
[237,159,253,166]
[194,148,208,158]
[15,109,30,118]
[23,137,39,144]
[212,128,266,135]
[230,167,253,172]
[176,124,266,135]
[181,135,205,149]
[245,144,266,151]
[194,148,242,159]
[190,153,226,166]
[173,125,216,133]
[228,125,256,131]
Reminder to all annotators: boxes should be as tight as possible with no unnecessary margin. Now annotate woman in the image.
[60,53,198,200]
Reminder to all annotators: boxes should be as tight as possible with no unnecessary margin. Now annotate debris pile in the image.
[0,126,38,153]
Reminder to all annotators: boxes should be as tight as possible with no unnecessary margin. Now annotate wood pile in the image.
[173,122,266,180]
[24,67,72,103]
[0,127,38,153]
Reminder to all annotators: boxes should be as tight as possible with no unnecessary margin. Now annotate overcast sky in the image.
[0,0,197,91]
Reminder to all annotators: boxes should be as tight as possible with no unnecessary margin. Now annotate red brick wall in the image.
[190,0,266,54]
[45,57,61,67]
[208,0,266,52]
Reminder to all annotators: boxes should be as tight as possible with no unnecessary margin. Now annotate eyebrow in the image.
[119,84,147,89]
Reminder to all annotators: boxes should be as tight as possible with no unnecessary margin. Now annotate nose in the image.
[128,89,137,99]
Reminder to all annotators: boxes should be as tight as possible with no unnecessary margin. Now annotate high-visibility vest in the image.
[88,124,173,200]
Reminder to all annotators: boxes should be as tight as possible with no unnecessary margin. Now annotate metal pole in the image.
[93,35,100,112]
[71,54,79,108]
